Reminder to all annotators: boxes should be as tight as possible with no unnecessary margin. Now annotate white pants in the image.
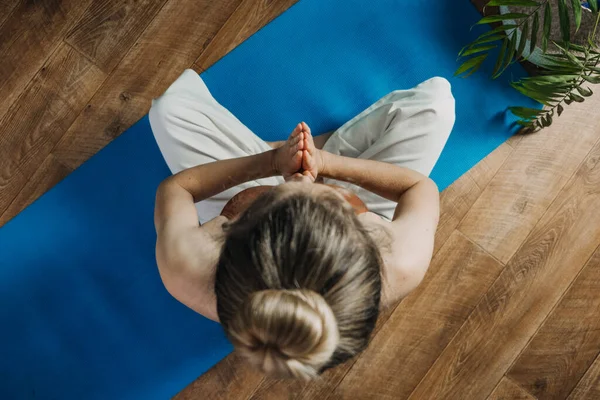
[149,69,455,224]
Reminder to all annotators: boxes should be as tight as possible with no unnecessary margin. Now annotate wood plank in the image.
[0,42,105,216]
[174,353,264,400]
[195,0,299,72]
[487,377,535,400]
[0,0,18,27]
[435,142,514,256]
[434,173,481,256]
[0,154,70,226]
[248,357,355,400]
[507,247,600,400]
[468,143,513,190]
[458,96,600,263]
[408,137,600,400]
[0,0,92,122]
[506,134,524,149]
[568,354,600,400]
[65,0,169,73]
[329,231,504,400]
[53,0,243,171]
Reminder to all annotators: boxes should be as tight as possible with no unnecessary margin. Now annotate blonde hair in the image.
[215,189,382,379]
[228,289,339,379]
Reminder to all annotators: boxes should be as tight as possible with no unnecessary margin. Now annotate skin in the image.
[154,122,440,322]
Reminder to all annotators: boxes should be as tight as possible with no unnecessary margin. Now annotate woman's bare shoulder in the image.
[158,216,226,322]
[357,212,393,251]
[189,216,227,274]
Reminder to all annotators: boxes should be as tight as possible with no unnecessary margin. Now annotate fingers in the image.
[301,121,311,135]
[289,123,302,139]
[293,149,302,163]
[289,131,304,155]
[286,123,302,144]
[302,149,313,170]
[304,129,315,155]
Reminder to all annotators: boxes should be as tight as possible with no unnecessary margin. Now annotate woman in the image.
[150,69,455,379]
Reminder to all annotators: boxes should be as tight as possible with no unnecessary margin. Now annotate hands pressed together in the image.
[272,122,325,181]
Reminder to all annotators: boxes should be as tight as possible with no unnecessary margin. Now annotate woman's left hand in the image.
[272,123,305,180]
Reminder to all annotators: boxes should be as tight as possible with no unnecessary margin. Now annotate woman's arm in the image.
[154,151,280,322]
[162,151,277,205]
[154,125,306,321]
[320,152,429,203]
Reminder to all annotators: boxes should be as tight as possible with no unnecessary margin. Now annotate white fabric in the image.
[149,69,455,223]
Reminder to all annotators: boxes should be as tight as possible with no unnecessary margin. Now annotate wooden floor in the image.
[1,1,600,399]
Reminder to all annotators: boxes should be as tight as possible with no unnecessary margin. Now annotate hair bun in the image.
[227,289,339,379]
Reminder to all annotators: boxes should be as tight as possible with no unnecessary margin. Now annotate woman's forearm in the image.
[165,150,277,202]
[321,152,428,202]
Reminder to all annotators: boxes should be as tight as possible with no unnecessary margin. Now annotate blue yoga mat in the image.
[0,1,538,399]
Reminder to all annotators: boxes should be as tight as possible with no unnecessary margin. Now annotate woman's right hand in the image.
[300,122,326,182]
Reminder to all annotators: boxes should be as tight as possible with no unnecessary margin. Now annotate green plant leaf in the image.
[493,38,509,77]
[530,74,580,83]
[557,0,571,43]
[477,13,529,24]
[516,120,536,128]
[511,82,556,105]
[587,36,600,52]
[495,33,519,77]
[509,106,545,118]
[460,45,498,57]
[455,54,488,76]
[542,55,585,71]
[530,11,540,54]
[591,0,599,13]
[564,97,574,104]
[572,0,582,32]
[487,0,540,5]
[521,80,574,91]
[569,92,585,102]
[543,2,552,52]
[554,41,588,53]
[479,24,519,39]
[517,20,529,59]
[576,85,594,96]
[553,42,585,66]
[557,103,564,115]
[583,74,600,83]
[461,34,505,54]
[460,34,505,55]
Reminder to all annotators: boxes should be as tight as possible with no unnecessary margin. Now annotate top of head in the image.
[215,189,383,379]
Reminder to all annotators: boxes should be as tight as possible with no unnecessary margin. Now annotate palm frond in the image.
[456,0,600,131]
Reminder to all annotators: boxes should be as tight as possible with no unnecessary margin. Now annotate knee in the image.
[418,78,455,139]
[149,70,208,131]
[389,78,455,140]
[149,94,187,135]
[419,77,453,97]
[428,96,455,145]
